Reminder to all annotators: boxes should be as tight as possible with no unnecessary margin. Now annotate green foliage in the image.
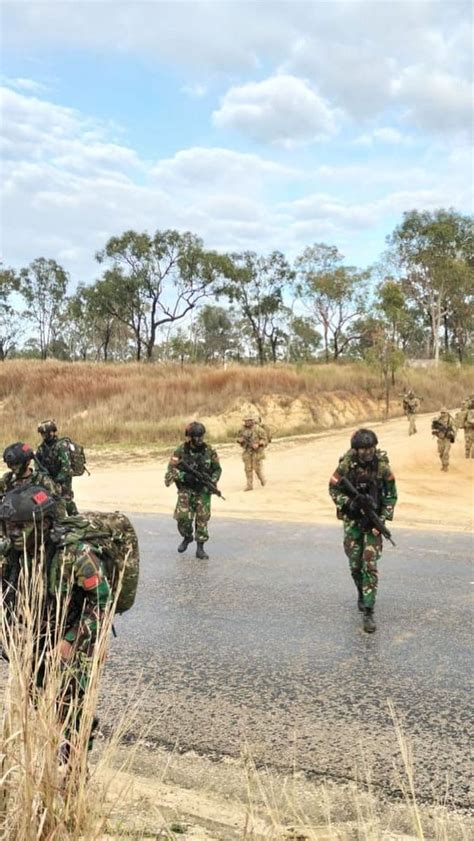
[295,243,369,361]
[386,209,474,363]
[18,257,69,359]
[94,229,234,361]
[220,250,294,364]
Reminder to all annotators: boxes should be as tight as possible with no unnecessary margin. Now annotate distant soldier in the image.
[236,415,268,491]
[0,441,67,518]
[36,420,78,514]
[329,429,397,634]
[455,395,474,458]
[401,389,421,435]
[431,408,456,472]
[164,422,222,560]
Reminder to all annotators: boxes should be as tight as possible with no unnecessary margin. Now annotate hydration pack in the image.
[58,511,140,614]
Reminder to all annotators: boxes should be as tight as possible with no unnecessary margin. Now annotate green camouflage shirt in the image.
[36,437,72,487]
[329,448,398,522]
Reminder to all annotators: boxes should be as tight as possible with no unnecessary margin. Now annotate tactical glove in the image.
[342,500,360,518]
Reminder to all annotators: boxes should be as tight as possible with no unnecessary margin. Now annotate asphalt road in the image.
[101,513,473,807]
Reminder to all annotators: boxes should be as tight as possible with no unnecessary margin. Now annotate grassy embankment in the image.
[0,359,471,452]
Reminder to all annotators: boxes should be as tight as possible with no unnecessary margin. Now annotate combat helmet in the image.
[185,421,206,437]
[37,419,58,435]
[350,428,378,450]
[3,442,34,471]
[0,485,57,524]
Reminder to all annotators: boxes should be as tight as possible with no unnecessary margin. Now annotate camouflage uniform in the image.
[36,436,78,514]
[0,496,112,757]
[455,397,474,458]
[402,391,421,436]
[431,410,456,471]
[0,466,67,519]
[329,448,397,611]
[236,422,268,490]
[164,441,222,544]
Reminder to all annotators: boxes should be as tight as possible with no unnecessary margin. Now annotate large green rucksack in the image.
[59,511,140,614]
[39,437,88,478]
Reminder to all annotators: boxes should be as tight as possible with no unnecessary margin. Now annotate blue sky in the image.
[1,0,472,286]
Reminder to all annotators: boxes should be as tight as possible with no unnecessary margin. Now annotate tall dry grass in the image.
[0,529,137,840]
[0,359,471,449]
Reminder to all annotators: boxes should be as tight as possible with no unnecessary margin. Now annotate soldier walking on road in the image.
[431,408,456,471]
[329,429,397,634]
[236,415,268,491]
[455,396,474,459]
[164,422,222,560]
[401,389,421,435]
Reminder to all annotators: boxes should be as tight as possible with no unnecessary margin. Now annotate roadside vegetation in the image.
[0,359,471,450]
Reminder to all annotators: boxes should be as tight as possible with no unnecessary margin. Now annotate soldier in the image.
[236,415,268,491]
[328,429,397,634]
[455,395,474,458]
[0,485,112,764]
[431,407,456,471]
[36,419,78,514]
[0,441,67,519]
[401,389,421,435]
[164,421,222,560]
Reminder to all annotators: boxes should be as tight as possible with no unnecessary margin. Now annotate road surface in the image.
[100,513,472,807]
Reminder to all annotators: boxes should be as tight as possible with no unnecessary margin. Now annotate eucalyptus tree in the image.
[220,250,294,365]
[386,209,473,364]
[295,243,369,362]
[0,266,22,360]
[18,258,69,359]
[95,229,234,361]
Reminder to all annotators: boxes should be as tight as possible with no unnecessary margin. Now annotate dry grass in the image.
[0,359,471,449]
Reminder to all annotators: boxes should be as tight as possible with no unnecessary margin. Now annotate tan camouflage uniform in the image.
[236,420,268,490]
[455,397,474,458]
[402,391,421,436]
[431,410,456,471]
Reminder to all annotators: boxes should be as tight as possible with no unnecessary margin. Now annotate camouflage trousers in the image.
[343,520,383,609]
[174,488,212,543]
[62,481,78,515]
[242,450,265,489]
[407,413,417,435]
[463,429,474,458]
[437,437,451,469]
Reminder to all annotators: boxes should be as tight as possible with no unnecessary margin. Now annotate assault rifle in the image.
[177,459,226,500]
[339,476,396,546]
[431,419,455,442]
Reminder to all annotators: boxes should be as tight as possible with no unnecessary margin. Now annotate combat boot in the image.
[177,536,193,553]
[244,485,253,491]
[196,542,209,560]
[363,608,376,634]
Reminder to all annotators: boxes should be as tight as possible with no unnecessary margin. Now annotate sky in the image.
[1,0,473,287]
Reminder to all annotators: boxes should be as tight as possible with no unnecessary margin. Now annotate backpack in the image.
[466,409,474,428]
[59,511,140,614]
[60,437,87,477]
[38,437,87,478]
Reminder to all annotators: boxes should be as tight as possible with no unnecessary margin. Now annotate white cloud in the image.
[1,86,140,172]
[1,76,48,94]
[353,127,414,147]
[392,67,473,134]
[151,147,298,189]
[213,74,339,146]
[181,83,207,98]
